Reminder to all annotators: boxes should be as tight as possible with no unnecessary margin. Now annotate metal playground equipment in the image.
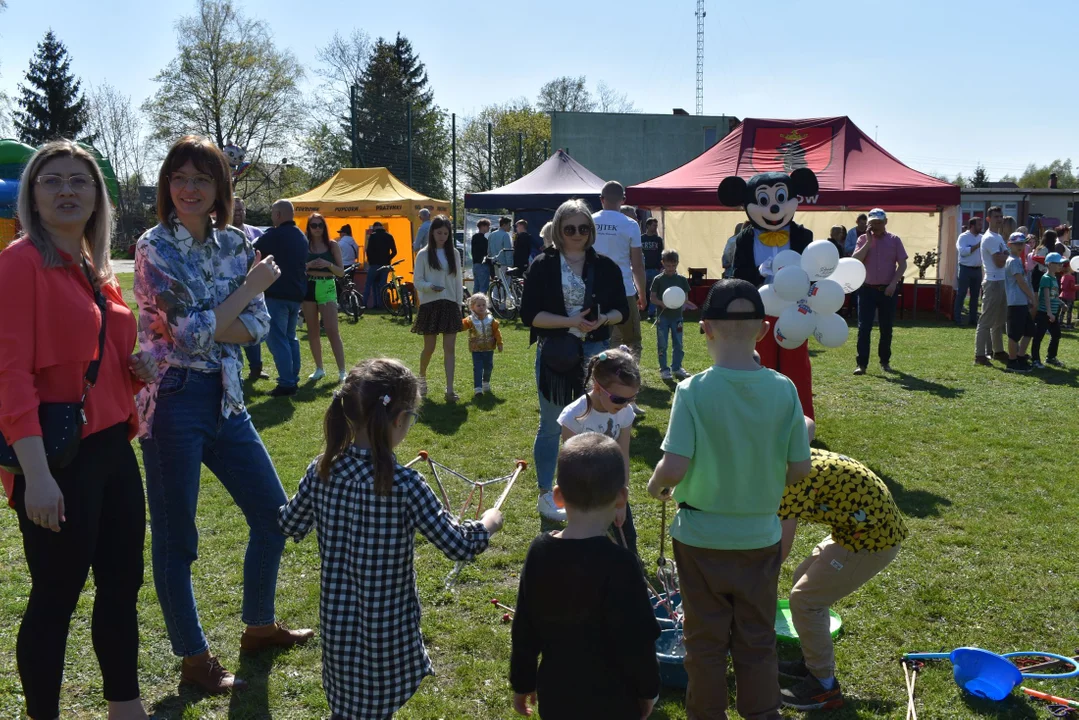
[403,451,527,588]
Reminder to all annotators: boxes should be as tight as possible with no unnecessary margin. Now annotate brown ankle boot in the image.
[180,652,247,694]
[240,621,315,654]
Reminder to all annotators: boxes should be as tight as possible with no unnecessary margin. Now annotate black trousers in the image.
[1033,311,1061,362]
[11,422,145,719]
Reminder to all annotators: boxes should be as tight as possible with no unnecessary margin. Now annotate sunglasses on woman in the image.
[309,223,325,229]
[562,224,592,237]
[594,380,637,406]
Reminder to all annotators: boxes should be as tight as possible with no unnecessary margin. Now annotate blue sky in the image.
[1,0,1075,179]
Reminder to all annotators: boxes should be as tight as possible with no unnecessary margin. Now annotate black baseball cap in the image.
[701,279,766,320]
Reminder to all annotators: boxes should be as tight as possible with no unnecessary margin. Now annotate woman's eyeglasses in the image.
[562,224,592,237]
[36,174,95,194]
[594,380,637,406]
[309,223,325,229]
[169,173,214,191]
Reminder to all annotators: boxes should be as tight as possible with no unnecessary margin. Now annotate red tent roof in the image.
[626,116,960,212]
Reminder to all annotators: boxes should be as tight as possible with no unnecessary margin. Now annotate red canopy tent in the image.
[626,117,961,296]
[627,116,959,210]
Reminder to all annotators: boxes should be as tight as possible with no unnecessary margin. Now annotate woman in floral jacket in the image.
[134,136,312,694]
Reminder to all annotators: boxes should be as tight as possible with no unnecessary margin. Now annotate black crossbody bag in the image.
[538,259,597,406]
[0,263,108,475]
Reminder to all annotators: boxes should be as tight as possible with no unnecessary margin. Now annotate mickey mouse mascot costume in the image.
[718,168,819,419]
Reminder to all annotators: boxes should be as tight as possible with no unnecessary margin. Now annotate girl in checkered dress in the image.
[279,359,505,719]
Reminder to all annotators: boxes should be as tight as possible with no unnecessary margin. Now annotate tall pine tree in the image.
[355,34,448,199]
[14,30,90,145]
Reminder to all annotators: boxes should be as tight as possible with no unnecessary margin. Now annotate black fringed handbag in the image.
[0,263,108,475]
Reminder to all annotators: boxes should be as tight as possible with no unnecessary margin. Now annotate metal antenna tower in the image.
[695,0,705,115]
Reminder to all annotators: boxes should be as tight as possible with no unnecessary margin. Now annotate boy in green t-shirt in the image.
[649,249,698,382]
[1032,252,1065,368]
[647,279,812,720]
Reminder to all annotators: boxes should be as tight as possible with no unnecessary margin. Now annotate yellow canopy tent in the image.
[286,168,450,281]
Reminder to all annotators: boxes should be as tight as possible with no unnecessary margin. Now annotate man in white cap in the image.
[851,209,907,375]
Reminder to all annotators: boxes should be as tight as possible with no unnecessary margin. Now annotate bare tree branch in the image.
[594,81,638,113]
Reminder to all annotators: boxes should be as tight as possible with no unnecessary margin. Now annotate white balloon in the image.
[759,284,794,317]
[806,279,846,315]
[813,312,850,348]
[801,240,841,280]
[775,301,816,349]
[1071,256,1079,273]
[773,249,802,273]
[830,257,867,294]
[773,265,812,302]
[662,285,686,310]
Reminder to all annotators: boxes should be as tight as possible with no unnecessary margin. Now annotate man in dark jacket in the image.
[254,199,309,397]
[512,219,533,276]
[364,222,398,308]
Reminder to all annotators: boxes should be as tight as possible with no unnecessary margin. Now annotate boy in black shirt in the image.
[511,433,661,719]
[641,218,665,320]
[471,218,491,293]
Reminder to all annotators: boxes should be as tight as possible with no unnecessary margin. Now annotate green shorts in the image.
[314,277,337,305]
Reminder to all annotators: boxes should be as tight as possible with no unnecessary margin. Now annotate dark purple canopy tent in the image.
[464,150,607,235]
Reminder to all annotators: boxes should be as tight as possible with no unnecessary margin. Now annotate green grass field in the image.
[2,277,1079,719]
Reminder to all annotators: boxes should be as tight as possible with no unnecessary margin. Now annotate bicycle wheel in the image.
[382,284,402,316]
[344,289,364,322]
[489,280,512,320]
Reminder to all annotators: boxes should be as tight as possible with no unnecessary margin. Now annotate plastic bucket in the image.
[656,628,688,688]
[950,647,1023,701]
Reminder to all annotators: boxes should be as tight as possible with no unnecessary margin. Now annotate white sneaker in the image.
[474,386,483,397]
[482,382,491,393]
[673,368,691,380]
[537,491,566,522]
[659,368,673,381]
[309,368,325,381]
[338,370,347,383]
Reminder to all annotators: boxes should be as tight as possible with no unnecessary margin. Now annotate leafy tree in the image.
[354,34,448,198]
[537,76,595,112]
[1018,159,1077,189]
[970,163,989,188]
[459,101,551,192]
[143,0,304,181]
[13,30,90,145]
[301,120,351,186]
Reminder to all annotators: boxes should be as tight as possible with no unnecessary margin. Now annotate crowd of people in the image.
[965,206,1075,372]
[0,136,972,720]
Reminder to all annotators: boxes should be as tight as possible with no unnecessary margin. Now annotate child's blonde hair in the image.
[467,292,489,310]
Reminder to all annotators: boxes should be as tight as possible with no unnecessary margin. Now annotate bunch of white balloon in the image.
[758,241,866,349]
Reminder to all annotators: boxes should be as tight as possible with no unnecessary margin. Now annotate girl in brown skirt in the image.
[412,215,464,401]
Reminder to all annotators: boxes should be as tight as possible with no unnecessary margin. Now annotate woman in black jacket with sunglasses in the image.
[520,199,628,523]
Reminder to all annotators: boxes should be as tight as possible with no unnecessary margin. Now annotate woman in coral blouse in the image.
[0,141,156,719]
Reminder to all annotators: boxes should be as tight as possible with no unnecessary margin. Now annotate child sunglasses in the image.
[593,379,637,406]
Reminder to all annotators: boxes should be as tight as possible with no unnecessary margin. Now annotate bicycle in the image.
[337,264,365,323]
[379,260,418,324]
[485,256,523,321]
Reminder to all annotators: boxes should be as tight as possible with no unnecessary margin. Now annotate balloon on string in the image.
[1071,256,1079,273]
[773,265,812,302]
[813,312,850,348]
[801,240,841,280]
[775,301,816,349]
[830,258,867,293]
[759,284,794,317]
[772,249,803,274]
[806,279,846,315]
[662,286,686,310]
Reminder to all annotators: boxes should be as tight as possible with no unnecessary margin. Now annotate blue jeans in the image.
[857,286,896,368]
[657,315,684,371]
[954,264,982,325]
[140,368,288,657]
[533,339,608,493]
[243,343,261,368]
[472,351,494,388]
[473,262,490,294]
[265,297,301,388]
[645,269,661,318]
[364,267,389,309]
